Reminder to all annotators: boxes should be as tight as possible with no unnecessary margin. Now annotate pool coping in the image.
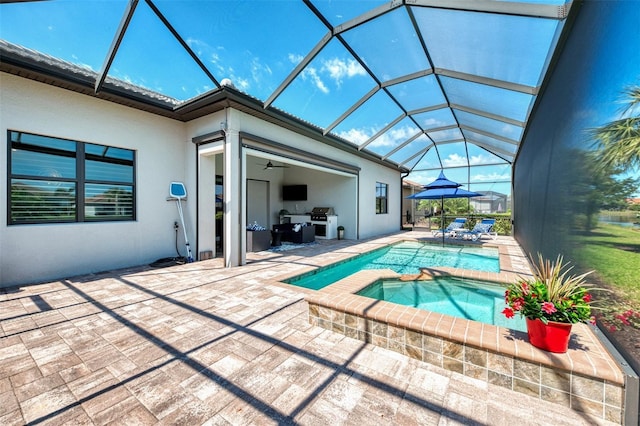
[274,236,625,383]
[269,236,627,423]
[275,238,526,287]
[306,268,624,385]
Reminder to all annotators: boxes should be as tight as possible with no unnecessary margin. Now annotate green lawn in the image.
[572,223,640,304]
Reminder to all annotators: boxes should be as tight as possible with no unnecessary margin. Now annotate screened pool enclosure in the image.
[3,0,639,387]
[0,0,575,199]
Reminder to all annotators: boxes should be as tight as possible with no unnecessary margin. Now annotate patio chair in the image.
[458,218,497,241]
[432,218,467,238]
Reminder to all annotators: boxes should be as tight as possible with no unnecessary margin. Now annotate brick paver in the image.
[0,232,618,425]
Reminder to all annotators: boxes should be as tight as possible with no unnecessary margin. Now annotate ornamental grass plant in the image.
[503,253,596,325]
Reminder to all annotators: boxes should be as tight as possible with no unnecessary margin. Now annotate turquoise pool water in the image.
[285,240,499,290]
[358,277,526,332]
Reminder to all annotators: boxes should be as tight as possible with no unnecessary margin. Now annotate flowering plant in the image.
[597,306,640,332]
[502,253,596,325]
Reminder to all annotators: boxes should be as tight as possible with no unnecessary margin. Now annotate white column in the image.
[223,109,245,267]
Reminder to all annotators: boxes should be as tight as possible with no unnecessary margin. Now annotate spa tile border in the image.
[305,269,625,424]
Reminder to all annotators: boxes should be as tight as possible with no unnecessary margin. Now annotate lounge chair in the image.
[432,218,467,238]
[458,218,497,241]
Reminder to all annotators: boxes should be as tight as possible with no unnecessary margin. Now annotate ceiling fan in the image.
[260,161,289,170]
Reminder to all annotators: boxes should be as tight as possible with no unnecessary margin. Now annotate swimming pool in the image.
[285,240,499,290]
[357,277,526,332]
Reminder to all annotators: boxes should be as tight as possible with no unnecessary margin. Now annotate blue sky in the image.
[1,0,638,196]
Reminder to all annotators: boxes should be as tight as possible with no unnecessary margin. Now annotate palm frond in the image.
[621,85,640,115]
[589,84,640,172]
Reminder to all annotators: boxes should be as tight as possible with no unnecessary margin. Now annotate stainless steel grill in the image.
[310,207,334,221]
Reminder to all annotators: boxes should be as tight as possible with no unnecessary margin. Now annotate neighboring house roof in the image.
[402,179,424,189]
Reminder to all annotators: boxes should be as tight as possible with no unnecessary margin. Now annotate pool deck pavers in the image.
[0,231,622,425]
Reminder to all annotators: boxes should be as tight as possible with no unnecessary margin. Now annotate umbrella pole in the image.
[441,197,445,246]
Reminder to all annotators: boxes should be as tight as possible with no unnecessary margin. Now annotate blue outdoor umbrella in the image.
[408,172,481,245]
[422,171,463,190]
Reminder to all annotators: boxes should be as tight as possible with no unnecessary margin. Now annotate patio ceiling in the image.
[0,0,575,186]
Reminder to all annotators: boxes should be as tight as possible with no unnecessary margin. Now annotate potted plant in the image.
[502,253,595,353]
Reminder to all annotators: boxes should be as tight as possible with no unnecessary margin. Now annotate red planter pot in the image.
[525,318,572,353]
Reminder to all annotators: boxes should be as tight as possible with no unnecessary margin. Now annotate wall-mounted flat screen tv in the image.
[282,184,307,201]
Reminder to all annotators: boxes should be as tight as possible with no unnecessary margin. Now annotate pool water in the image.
[358,277,526,332]
[285,240,499,290]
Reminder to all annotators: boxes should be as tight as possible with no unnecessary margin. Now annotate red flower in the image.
[512,298,524,311]
[589,316,596,325]
[502,307,515,319]
[583,293,592,303]
[541,302,557,314]
[520,282,529,294]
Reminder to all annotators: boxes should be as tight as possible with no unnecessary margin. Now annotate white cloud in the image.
[468,153,495,166]
[369,125,418,148]
[502,123,517,135]
[442,153,467,167]
[369,134,395,148]
[193,85,213,95]
[300,66,329,94]
[338,124,419,148]
[288,53,304,65]
[235,77,250,91]
[321,57,365,86]
[337,128,372,145]
[186,37,207,56]
[471,171,511,182]
[247,56,272,89]
[287,55,365,93]
[429,128,460,142]
[407,171,438,185]
[420,117,447,128]
[208,51,227,76]
[390,125,418,140]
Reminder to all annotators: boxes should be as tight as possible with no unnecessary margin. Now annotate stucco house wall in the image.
[1,74,187,286]
[2,72,403,287]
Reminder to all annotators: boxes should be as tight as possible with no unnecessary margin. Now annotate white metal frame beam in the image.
[409,0,571,19]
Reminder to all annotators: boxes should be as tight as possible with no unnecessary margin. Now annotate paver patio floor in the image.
[0,231,619,425]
